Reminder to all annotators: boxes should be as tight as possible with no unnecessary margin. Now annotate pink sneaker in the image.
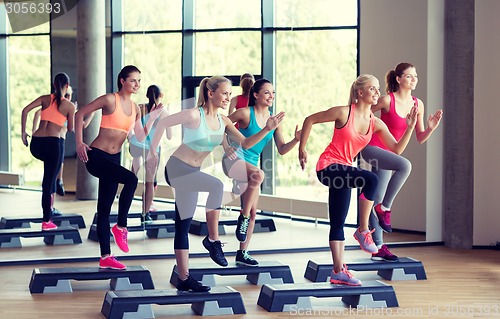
[42,220,58,231]
[374,204,392,233]
[353,228,378,253]
[99,255,126,270]
[111,224,129,253]
[330,264,362,286]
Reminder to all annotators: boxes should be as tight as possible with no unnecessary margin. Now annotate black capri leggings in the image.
[85,148,138,256]
[30,136,63,222]
[165,156,224,250]
[317,163,378,241]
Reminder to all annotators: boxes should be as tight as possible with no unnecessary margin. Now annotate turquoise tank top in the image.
[237,107,275,166]
[129,113,159,151]
[183,107,225,152]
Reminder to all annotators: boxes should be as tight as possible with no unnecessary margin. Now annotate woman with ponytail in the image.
[360,63,443,262]
[148,76,284,292]
[298,74,418,285]
[21,72,76,231]
[228,73,255,116]
[75,65,163,270]
[128,85,172,223]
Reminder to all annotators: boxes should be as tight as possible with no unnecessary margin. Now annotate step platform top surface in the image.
[34,265,149,275]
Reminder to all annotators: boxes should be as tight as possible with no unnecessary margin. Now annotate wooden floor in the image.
[1,188,499,318]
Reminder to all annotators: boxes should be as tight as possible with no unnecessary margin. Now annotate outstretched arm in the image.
[133,103,164,142]
[299,106,345,170]
[228,96,237,116]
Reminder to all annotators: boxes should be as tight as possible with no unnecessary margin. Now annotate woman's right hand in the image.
[21,132,30,147]
[298,149,308,171]
[149,102,164,120]
[76,142,91,163]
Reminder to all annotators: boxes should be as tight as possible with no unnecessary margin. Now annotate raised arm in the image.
[133,102,164,142]
[374,105,418,154]
[32,109,41,135]
[63,100,76,132]
[21,96,44,146]
[414,99,443,144]
[298,106,346,170]
[224,111,285,150]
[273,124,300,155]
[228,96,238,116]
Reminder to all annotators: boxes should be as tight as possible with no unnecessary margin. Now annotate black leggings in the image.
[165,156,223,250]
[30,136,63,222]
[317,164,378,241]
[85,148,138,256]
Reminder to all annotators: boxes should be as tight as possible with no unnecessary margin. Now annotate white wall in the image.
[359,0,444,240]
[474,0,500,246]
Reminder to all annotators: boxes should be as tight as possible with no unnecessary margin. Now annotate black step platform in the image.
[189,216,276,236]
[101,286,246,318]
[304,257,427,282]
[0,213,86,229]
[0,226,82,248]
[92,210,175,224]
[87,220,175,242]
[257,281,399,312]
[170,261,294,287]
[29,265,155,293]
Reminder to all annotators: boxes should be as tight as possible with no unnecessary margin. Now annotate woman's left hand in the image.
[265,111,285,131]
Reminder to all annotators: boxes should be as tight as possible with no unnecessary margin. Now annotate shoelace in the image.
[242,251,254,260]
[120,228,128,242]
[362,229,375,245]
[212,241,226,256]
[383,211,391,224]
[239,217,249,234]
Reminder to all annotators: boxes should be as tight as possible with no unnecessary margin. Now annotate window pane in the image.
[123,0,182,31]
[276,0,358,27]
[195,0,261,29]
[9,35,51,186]
[7,20,49,34]
[274,30,357,203]
[195,31,261,76]
[123,33,183,178]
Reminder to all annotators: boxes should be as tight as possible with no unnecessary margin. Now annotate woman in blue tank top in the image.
[222,79,301,266]
[148,76,285,292]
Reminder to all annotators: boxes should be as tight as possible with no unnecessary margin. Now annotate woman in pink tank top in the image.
[299,74,418,285]
[360,63,443,262]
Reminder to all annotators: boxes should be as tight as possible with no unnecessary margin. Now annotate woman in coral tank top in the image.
[299,74,418,285]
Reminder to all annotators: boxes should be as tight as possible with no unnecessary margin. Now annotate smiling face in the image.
[209,81,232,109]
[121,71,141,94]
[358,78,380,105]
[397,67,418,91]
[253,82,275,108]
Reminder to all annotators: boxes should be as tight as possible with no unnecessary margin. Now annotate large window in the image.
[9,34,51,186]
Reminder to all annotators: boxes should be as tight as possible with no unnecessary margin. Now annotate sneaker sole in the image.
[371,256,398,262]
[99,265,126,270]
[330,280,362,286]
[235,261,259,267]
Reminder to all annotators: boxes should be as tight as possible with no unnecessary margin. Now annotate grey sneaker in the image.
[235,214,250,242]
[353,228,378,253]
[330,265,361,286]
[235,250,259,266]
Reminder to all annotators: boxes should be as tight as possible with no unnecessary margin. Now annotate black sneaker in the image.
[235,249,259,266]
[56,179,65,196]
[235,214,250,242]
[176,275,211,292]
[51,207,62,216]
[141,212,154,224]
[202,236,228,267]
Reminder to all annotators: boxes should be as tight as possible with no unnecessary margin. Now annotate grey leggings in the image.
[361,145,412,246]
[165,156,224,249]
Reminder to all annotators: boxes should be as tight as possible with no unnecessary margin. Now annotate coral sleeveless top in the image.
[40,94,66,126]
[100,93,136,133]
[316,104,375,170]
[369,92,417,151]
